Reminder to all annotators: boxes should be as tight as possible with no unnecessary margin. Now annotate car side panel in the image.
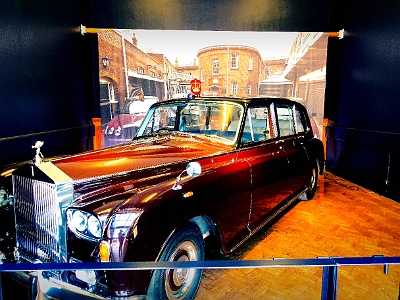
[277,135,308,196]
[204,158,252,251]
[104,155,252,294]
[237,141,285,231]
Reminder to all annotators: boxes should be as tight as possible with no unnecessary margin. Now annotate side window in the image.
[276,103,295,137]
[294,105,308,133]
[242,106,274,143]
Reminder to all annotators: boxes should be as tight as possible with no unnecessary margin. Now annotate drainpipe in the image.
[305,79,310,106]
[226,47,229,96]
[258,59,261,96]
[122,35,129,100]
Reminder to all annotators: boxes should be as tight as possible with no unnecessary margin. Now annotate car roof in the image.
[156,96,306,109]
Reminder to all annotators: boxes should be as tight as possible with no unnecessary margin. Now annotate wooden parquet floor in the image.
[196,172,400,300]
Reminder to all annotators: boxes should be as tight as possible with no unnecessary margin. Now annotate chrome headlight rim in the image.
[0,187,14,208]
[67,209,103,241]
[71,210,87,232]
[87,215,102,238]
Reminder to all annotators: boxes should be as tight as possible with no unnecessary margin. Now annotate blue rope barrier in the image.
[0,256,398,272]
[0,256,399,300]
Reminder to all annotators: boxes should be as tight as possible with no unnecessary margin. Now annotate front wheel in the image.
[299,159,319,201]
[148,222,204,300]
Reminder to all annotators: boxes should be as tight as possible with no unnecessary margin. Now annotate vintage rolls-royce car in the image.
[0,96,324,299]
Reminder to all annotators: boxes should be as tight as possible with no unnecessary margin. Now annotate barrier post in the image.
[321,265,338,300]
[0,273,3,300]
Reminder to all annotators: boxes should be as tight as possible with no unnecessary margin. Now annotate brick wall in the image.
[125,42,164,81]
[198,46,264,97]
[98,30,166,105]
[98,30,127,103]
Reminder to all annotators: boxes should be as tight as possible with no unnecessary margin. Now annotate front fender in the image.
[104,171,219,296]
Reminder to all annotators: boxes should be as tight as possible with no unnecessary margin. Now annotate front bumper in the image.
[33,270,147,300]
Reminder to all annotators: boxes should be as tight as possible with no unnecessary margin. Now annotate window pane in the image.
[142,106,177,134]
[137,101,244,145]
[276,104,295,137]
[294,106,307,133]
[242,106,273,143]
[212,60,219,75]
[231,54,238,69]
[231,82,238,94]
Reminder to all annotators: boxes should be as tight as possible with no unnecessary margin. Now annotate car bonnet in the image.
[52,134,230,182]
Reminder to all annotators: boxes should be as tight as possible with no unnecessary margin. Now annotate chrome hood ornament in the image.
[32,141,44,166]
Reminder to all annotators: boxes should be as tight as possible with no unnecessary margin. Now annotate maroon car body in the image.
[6,96,324,299]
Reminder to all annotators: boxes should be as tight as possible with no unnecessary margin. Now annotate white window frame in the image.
[249,56,253,70]
[266,67,271,78]
[231,82,238,95]
[231,54,239,69]
[212,60,219,75]
[247,83,251,94]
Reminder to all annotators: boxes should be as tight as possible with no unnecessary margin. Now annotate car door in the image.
[274,102,308,198]
[204,154,253,251]
[237,105,291,232]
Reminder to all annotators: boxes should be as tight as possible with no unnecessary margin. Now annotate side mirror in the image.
[172,162,201,190]
[185,162,201,177]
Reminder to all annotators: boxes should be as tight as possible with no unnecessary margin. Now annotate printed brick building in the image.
[197,45,266,97]
[98,30,167,125]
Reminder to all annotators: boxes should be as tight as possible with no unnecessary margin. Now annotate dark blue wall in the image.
[90,0,332,31]
[2,0,400,201]
[324,0,400,200]
[0,0,97,166]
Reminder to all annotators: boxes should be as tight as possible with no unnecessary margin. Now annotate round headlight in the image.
[72,210,87,232]
[88,215,102,238]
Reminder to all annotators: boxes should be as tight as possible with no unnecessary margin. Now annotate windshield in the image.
[136,101,244,145]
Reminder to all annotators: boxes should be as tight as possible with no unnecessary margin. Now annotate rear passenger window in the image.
[276,104,295,137]
[294,105,308,133]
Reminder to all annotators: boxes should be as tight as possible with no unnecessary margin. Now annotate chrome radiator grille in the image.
[13,175,69,263]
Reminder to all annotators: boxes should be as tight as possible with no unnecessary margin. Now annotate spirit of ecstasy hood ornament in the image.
[32,141,44,166]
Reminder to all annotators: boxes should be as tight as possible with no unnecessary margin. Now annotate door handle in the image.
[293,139,304,147]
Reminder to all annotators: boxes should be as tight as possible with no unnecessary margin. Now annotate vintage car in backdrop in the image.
[103,96,159,147]
[0,96,324,299]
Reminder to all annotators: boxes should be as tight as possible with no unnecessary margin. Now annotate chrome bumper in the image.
[34,271,147,300]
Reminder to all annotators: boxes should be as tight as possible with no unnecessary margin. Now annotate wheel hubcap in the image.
[310,166,317,190]
[165,241,199,299]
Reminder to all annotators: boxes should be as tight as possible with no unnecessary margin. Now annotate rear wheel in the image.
[148,223,204,299]
[299,159,319,201]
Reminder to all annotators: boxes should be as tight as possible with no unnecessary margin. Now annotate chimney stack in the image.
[132,33,138,47]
